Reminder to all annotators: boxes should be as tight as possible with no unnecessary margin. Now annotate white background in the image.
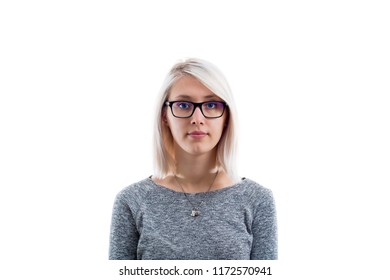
[1,0,389,279]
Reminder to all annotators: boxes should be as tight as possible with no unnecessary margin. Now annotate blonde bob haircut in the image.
[153,58,239,182]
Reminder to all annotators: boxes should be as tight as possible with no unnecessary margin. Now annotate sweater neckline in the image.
[147,176,247,196]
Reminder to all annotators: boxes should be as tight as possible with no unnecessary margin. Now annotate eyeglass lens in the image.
[172,101,225,118]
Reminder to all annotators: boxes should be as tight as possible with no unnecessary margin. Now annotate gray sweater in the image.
[109,177,277,260]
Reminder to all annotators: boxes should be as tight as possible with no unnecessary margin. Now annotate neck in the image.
[174,148,218,192]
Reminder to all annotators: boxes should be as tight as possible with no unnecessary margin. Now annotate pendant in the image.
[191,209,200,217]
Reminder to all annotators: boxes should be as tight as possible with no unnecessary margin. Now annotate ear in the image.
[162,109,169,126]
[223,109,230,128]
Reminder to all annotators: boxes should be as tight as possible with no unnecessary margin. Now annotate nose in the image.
[191,107,205,125]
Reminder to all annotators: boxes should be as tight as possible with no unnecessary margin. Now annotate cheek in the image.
[167,116,185,137]
[166,114,175,128]
[211,120,226,138]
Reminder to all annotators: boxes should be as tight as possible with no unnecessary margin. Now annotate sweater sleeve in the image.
[250,188,278,260]
[109,190,139,260]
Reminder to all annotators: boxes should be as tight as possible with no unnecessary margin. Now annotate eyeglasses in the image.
[165,101,227,118]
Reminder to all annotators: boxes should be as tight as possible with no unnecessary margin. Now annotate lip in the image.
[188,131,208,138]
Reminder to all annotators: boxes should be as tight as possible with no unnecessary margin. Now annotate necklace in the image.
[174,171,219,217]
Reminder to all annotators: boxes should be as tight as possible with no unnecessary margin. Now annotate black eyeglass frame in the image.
[165,101,228,119]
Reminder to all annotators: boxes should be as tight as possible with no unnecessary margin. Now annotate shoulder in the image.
[239,178,276,207]
[240,178,273,196]
[114,177,156,205]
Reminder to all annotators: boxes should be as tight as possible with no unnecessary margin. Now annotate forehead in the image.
[169,75,221,101]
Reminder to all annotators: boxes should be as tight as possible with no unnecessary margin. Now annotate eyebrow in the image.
[174,94,218,100]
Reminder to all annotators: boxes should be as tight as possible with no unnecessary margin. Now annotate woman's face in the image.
[164,75,227,157]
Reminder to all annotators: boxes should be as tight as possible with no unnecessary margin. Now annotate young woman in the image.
[109,58,278,260]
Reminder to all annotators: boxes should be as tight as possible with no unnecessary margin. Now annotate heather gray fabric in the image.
[109,177,277,260]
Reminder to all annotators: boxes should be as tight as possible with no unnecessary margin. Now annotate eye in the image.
[205,102,218,109]
[175,102,192,110]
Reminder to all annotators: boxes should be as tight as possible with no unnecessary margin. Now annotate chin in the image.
[185,144,217,156]
[174,138,218,156]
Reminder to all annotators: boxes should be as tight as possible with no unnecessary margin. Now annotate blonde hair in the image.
[152,58,239,182]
